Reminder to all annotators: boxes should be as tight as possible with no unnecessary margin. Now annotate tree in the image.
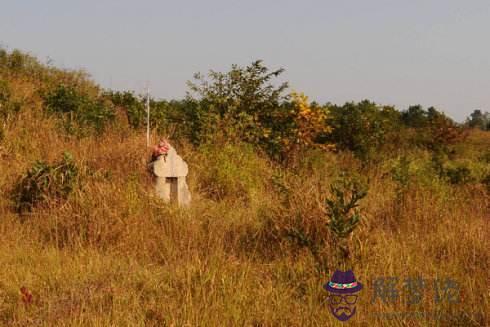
[467,110,490,130]
[401,105,428,128]
[187,60,289,146]
[186,60,291,156]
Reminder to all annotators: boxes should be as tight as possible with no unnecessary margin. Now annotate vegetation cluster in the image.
[0,48,488,325]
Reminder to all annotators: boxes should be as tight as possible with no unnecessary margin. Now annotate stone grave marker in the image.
[150,142,191,206]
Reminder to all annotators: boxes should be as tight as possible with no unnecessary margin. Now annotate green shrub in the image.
[105,91,145,129]
[187,61,293,156]
[43,85,114,135]
[195,143,268,201]
[14,152,79,213]
[106,91,197,139]
[391,155,411,218]
[324,173,368,267]
[326,101,401,162]
[325,173,368,240]
[0,48,47,78]
[445,165,475,185]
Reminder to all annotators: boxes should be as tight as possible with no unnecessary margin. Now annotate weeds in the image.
[325,173,368,267]
[14,152,78,213]
[392,155,411,219]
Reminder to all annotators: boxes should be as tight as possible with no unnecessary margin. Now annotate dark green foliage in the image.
[325,174,368,239]
[187,60,290,152]
[14,152,78,213]
[401,105,429,128]
[106,91,146,129]
[445,165,474,185]
[326,101,400,162]
[105,91,199,139]
[43,85,114,135]
[466,109,490,131]
[431,151,477,185]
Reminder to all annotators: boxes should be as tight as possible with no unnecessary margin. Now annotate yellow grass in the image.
[0,78,488,326]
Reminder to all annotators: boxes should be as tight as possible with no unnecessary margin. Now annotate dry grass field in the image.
[0,51,488,326]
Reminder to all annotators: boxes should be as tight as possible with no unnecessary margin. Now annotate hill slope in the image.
[0,48,488,326]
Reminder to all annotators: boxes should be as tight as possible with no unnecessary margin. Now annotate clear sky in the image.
[1,0,489,121]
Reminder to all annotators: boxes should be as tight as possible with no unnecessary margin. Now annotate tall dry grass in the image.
[0,72,488,326]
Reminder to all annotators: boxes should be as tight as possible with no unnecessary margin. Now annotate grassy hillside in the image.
[0,48,488,326]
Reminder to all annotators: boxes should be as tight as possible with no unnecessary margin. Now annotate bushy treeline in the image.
[0,48,483,164]
[104,60,467,164]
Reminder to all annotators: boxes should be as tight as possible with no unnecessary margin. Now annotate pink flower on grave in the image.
[152,139,170,160]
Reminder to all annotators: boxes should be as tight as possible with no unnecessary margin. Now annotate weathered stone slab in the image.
[153,146,189,178]
[151,144,191,206]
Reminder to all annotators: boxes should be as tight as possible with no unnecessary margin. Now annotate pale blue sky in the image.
[1,0,489,121]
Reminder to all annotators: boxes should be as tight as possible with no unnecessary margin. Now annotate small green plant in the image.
[14,152,78,213]
[392,155,411,219]
[325,173,368,265]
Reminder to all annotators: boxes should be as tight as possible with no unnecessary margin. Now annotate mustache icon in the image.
[330,305,356,321]
[333,306,352,315]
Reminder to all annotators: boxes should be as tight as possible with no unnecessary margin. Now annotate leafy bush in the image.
[195,143,268,201]
[186,61,335,161]
[445,165,475,185]
[106,91,146,129]
[43,85,114,135]
[327,101,400,162]
[466,109,490,131]
[187,61,289,152]
[14,152,78,213]
[0,48,48,79]
[426,111,467,153]
[431,152,478,185]
[106,91,200,140]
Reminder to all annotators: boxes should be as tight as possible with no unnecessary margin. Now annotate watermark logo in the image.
[323,270,363,322]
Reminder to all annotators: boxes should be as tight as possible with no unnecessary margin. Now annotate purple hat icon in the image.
[323,270,363,294]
